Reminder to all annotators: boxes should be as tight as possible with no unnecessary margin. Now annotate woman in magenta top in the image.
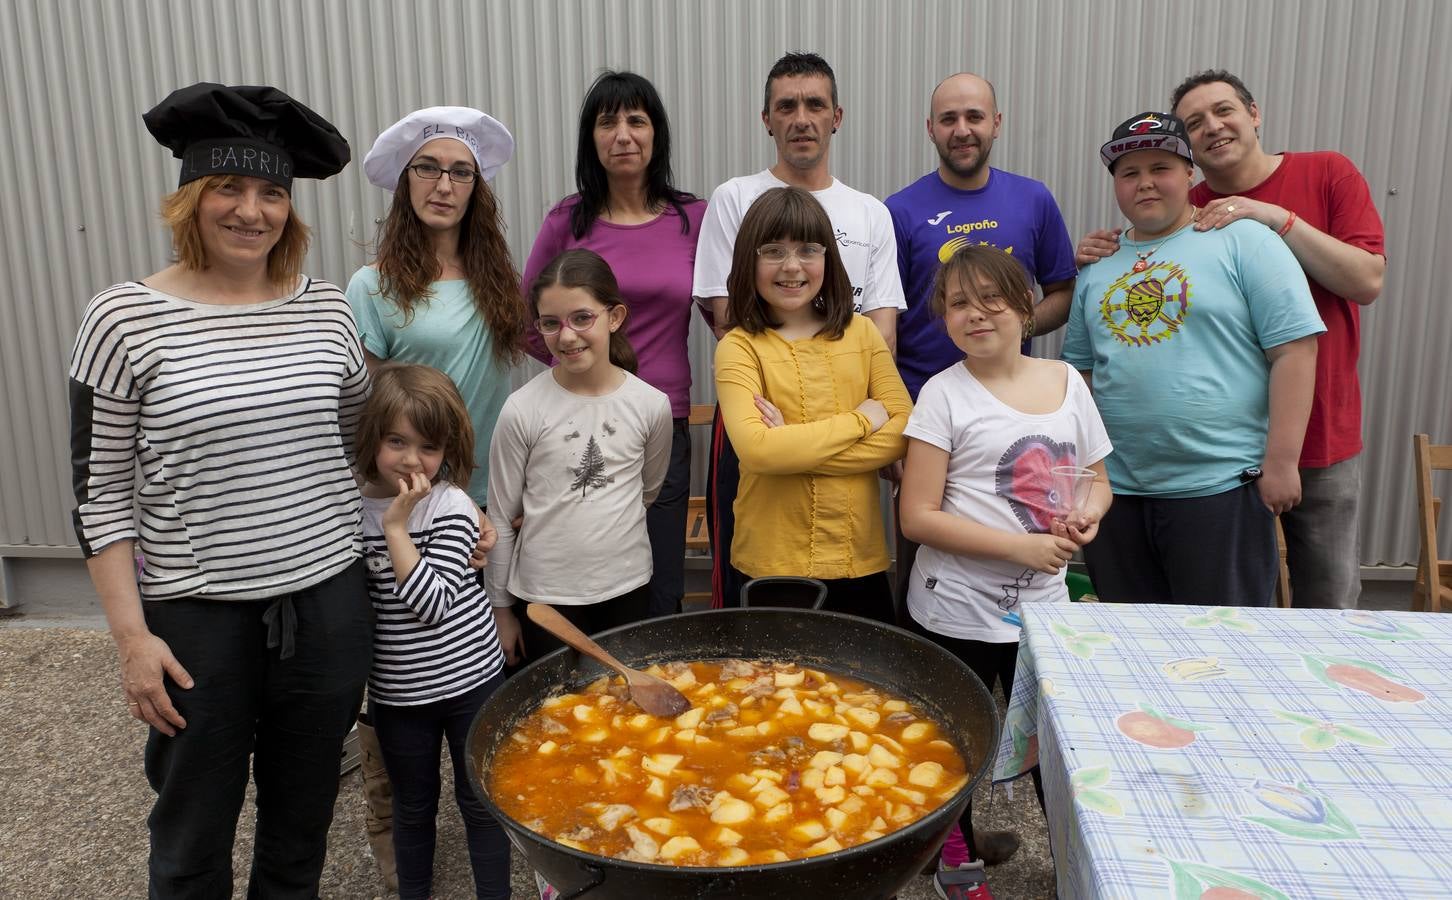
[522,70,705,619]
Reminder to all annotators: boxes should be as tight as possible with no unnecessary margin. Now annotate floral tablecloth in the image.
[991,603,1452,899]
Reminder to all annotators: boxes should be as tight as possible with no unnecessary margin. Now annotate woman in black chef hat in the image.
[68,83,372,898]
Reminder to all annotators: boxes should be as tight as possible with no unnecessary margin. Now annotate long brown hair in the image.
[726,186,854,340]
[930,244,1035,338]
[161,174,310,289]
[527,249,638,374]
[355,363,476,489]
[373,172,526,366]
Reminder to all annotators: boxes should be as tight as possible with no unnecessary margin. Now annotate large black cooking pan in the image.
[466,608,998,899]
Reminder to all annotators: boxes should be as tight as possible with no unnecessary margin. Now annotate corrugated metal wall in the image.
[2,0,1448,564]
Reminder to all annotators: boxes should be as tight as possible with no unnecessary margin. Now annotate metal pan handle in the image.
[554,861,605,900]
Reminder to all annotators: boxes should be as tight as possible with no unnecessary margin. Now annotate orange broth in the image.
[487,659,967,866]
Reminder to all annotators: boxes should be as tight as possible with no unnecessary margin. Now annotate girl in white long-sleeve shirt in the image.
[488,249,672,661]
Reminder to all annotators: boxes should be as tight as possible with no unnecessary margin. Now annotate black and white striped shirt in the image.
[69,278,369,601]
[362,484,504,705]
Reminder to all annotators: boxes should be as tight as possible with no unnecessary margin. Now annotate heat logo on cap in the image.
[1128,115,1164,134]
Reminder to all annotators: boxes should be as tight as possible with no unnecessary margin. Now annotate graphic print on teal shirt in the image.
[1098,261,1192,347]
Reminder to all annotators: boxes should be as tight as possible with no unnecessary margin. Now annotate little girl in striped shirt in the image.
[357,362,513,900]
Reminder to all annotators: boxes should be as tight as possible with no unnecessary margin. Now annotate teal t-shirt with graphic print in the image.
[1062,218,1324,499]
[347,266,510,507]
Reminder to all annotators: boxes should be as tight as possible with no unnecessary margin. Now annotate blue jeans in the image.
[369,675,509,900]
[707,405,747,608]
[644,418,691,618]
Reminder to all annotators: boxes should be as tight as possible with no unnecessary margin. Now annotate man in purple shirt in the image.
[887,73,1077,398]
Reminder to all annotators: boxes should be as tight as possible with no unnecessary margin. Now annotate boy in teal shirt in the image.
[1062,112,1323,606]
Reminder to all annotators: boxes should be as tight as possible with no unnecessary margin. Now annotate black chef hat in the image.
[143,82,350,190]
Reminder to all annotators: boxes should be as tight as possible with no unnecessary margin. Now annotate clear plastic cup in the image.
[1050,465,1097,518]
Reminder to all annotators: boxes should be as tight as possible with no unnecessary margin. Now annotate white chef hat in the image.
[362,106,514,190]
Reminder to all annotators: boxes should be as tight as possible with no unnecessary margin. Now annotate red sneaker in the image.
[934,859,995,900]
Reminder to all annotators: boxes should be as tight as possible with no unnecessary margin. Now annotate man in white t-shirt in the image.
[694,51,907,610]
[693,51,906,348]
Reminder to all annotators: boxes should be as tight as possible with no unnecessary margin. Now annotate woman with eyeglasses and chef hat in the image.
[347,108,530,663]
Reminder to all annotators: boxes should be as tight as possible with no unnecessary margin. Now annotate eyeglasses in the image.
[407,162,478,184]
[756,242,827,264]
[536,310,601,335]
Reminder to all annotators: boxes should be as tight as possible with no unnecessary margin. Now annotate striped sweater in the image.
[68,278,369,601]
[361,484,503,705]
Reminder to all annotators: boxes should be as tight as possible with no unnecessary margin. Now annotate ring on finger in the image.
[1226,204,1236,213]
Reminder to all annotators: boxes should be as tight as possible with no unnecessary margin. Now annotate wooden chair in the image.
[681,405,717,611]
[684,404,715,553]
[1274,518,1292,608]
[1412,434,1452,613]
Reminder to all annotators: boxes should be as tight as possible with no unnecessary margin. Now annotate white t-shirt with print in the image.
[692,170,906,314]
[905,360,1112,643]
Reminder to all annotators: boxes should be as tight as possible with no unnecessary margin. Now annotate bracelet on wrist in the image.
[1277,211,1297,237]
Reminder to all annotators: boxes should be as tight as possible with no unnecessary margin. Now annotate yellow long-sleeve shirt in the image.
[715,315,912,580]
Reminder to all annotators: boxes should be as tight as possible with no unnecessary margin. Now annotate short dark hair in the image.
[527,249,639,374]
[570,70,697,239]
[1170,69,1256,115]
[762,51,838,115]
[356,363,476,490]
[727,187,853,341]
[930,245,1035,340]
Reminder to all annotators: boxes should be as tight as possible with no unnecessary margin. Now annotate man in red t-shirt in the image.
[1077,70,1386,609]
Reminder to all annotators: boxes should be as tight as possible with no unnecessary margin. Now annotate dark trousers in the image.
[892,502,922,628]
[818,572,896,623]
[644,418,691,618]
[736,566,895,623]
[906,621,1045,856]
[1084,483,1278,606]
[369,676,509,900]
[518,583,652,660]
[141,561,374,900]
[706,406,748,608]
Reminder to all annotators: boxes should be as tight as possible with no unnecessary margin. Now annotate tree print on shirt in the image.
[570,435,613,497]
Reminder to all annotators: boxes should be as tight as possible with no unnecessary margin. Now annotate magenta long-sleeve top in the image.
[521,195,706,418]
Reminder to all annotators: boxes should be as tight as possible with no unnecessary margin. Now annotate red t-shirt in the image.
[1191,151,1386,468]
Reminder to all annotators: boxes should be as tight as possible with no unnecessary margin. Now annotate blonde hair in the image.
[160,174,311,288]
[355,364,476,489]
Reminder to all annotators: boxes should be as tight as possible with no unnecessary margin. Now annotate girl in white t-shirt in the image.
[899,244,1112,888]
[487,249,672,662]
[356,363,512,900]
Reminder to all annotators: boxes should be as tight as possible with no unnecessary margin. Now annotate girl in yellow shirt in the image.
[713,187,912,622]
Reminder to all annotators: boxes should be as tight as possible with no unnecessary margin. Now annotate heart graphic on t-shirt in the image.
[995,435,1078,533]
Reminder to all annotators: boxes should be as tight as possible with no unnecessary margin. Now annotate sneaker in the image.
[934,859,995,900]
[534,871,559,900]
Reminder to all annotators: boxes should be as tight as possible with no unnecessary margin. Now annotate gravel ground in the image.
[0,623,1053,899]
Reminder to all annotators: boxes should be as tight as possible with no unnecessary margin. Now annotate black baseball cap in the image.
[144,83,351,190]
[1100,112,1194,172]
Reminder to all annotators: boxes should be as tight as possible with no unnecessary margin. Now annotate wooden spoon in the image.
[526,604,692,718]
